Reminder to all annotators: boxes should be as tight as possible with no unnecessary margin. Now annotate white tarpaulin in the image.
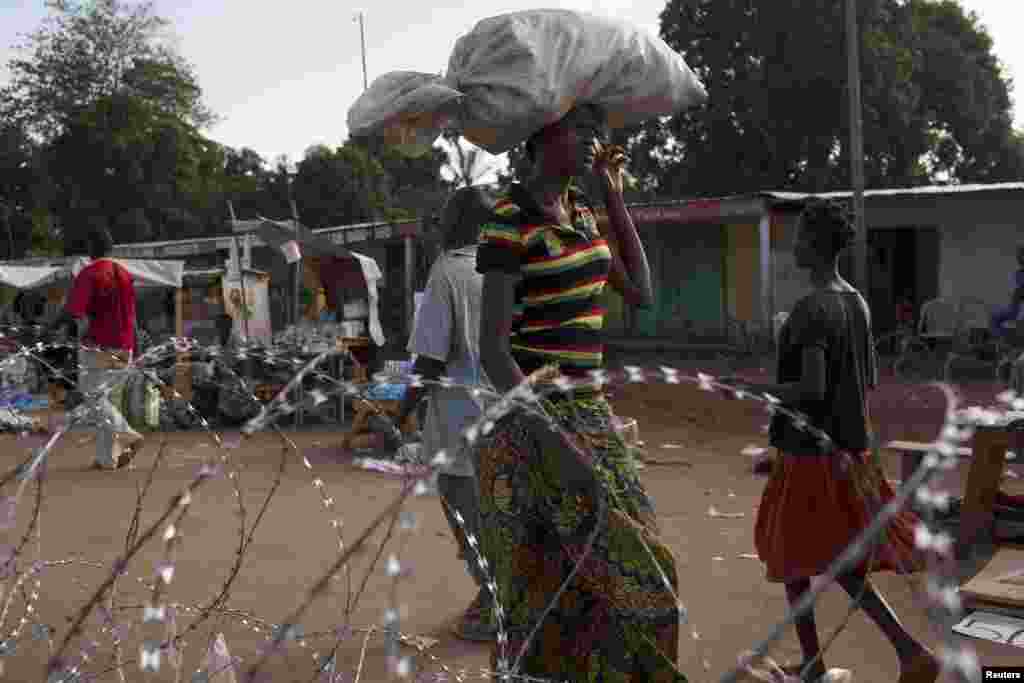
[347,9,707,155]
[0,265,63,290]
[0,258,183,290]
[69,258,183,288]
[351,251,386,346]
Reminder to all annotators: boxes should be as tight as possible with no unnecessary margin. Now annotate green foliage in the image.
[1,0,215,141]
[0,0,227,252]
[290,142,393,228]
[621,0,1024,196]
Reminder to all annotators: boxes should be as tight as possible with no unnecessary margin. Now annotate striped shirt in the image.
[476,183,612,377]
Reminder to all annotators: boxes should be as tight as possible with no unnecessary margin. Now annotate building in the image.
[110,217,431,346]
[56,180,1018,348]
[600,182,1024,342]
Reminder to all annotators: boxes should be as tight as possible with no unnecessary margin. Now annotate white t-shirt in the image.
[406,246,489,477]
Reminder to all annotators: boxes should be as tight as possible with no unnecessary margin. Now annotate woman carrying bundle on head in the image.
[345,10,710,677]
[474,103,686,681]
[722,200,938,683]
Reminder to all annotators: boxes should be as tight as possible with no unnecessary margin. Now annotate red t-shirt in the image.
[65,259,136,352]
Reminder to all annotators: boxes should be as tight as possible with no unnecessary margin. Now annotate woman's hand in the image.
[590,141,629,195]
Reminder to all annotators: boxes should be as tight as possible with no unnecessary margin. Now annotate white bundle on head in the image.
[346,9,708,156]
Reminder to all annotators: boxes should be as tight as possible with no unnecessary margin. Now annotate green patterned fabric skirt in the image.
[475,392,687,682]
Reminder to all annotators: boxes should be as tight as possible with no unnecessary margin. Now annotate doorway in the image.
[865,227,939,334]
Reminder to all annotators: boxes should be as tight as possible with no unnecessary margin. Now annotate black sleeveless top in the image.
[769,288,878,455]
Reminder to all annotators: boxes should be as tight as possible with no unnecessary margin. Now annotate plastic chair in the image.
[918,298,959,344]
[944,297,1001,382]
[894,298,957,380]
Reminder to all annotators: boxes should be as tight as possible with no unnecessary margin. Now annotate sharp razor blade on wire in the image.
[0,324,984,682]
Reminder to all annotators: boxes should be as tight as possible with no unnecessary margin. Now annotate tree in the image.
[45,90,223,246]
[1,0,224,249]
[0,125,33,257]
[642,0,1022,196]
[1,0,215,142]
[349,134,450,218]
[290,143,393,228]
[0,124,63,257]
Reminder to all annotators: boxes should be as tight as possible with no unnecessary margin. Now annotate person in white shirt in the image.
[397,186,497,641]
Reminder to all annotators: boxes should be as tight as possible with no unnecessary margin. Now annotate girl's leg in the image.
[785,579,827,681]
[836,571,937,680]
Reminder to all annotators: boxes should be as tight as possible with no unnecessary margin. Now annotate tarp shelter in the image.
[0,265,64,290]
[0,257,186,343]
[250,219,386,345]
[0,258,184,290]
[180,267,272,345]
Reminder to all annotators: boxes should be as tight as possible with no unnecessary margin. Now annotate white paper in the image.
[221,273,272,345]
[952,611,1024,648]
[350,251,386,346]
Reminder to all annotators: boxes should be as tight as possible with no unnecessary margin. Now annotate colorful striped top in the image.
[476,183,612,378]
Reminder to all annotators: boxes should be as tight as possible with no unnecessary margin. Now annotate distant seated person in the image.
[895,294,915,331]
[991,245,1024,337]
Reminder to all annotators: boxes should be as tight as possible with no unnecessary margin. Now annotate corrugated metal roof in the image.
[86,181,1024,255]
[760,182,1024,202]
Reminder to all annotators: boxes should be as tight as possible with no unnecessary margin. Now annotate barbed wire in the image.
[0,324,1007,681]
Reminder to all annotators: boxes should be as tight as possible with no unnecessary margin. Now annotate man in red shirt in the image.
[49,228,142,469]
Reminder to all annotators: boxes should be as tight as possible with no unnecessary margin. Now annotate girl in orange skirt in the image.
[723,199,937,683]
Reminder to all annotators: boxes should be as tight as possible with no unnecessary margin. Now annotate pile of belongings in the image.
[0,404,41,432]
[347,9,707,156]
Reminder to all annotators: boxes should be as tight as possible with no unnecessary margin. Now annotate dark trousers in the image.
[436,473,491,604]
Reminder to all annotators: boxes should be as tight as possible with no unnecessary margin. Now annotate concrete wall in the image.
[859,195,1022,308]
[769,193,1024,323]
[771,212,807,317]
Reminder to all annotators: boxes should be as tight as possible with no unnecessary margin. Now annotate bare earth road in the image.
[1,365,1021,682]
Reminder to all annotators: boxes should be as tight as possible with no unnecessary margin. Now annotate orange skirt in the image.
[754,449,925,583]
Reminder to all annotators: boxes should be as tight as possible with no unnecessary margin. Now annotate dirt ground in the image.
[1,356,1023,682]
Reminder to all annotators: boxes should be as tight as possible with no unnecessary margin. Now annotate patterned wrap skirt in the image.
[474,391,687,682]
[754,448,926,583]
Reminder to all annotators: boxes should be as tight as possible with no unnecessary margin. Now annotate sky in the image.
[2,0,1023,180]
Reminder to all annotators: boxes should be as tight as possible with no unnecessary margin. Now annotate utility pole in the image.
[355,11,368,90]
[846,0,868,291]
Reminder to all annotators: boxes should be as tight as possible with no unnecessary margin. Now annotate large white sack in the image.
[346,9,707,155]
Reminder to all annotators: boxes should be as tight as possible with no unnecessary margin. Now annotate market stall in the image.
[253,219,384,375]
[0,257,184,423]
